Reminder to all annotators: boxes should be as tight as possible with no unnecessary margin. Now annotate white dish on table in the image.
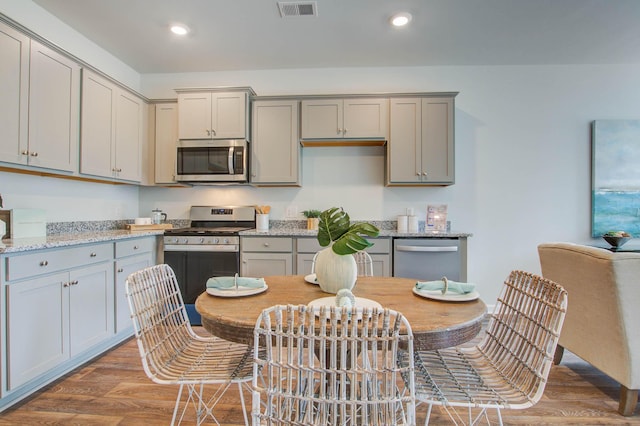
[308,296,382,311]
[304,273,319,285]
[206,285,268,298]
[412,286,479,302]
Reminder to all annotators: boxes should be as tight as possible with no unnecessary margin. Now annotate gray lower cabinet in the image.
[296,237,392,277]
[114,238,155,334]
[0,236,157,410]
[240,237,293,276]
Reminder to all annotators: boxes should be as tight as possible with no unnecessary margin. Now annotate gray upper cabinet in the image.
[0,22,29,166]
[301,98,388,140]
[177,90,250,140]
[0,23,79,173]
[80,69,143,182]
[153,102,179,184]
[387,96,455,186]
[250,99,300,185]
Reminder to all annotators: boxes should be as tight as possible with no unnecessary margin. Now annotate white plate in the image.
[308,296,382,311]
[304,273,319,285]
[206,284,268,298]
[412,286,479,302]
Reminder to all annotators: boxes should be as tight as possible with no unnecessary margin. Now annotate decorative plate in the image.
[206,285,268,298]
[304,273,319,285]
[412,286,479,302]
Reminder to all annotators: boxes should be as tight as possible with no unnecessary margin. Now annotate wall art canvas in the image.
[592,120,640,237]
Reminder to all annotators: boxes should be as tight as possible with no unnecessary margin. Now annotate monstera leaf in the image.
[317,207,380,255]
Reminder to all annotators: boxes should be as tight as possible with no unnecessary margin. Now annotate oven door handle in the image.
[164,244,239,252]
[395,245,458,253]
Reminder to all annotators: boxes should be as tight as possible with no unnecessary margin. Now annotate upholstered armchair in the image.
[538,242,640,416]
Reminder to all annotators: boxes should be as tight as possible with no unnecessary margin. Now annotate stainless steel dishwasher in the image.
[393,238,467,281]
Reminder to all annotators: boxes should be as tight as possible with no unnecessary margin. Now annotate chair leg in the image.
[238,381,249,426]
[171,384,185,426]
[553,345,564,365]
[619,386,639,416]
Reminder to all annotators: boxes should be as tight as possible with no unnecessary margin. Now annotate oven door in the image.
[164,247,240,324]
[176,139,247,182]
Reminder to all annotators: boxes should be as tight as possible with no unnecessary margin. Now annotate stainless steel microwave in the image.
[176,139,248,183]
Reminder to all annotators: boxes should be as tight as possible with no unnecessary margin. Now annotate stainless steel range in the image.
[163,205,255,324]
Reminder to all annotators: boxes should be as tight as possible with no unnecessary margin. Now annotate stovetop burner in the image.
[165,226,254,236]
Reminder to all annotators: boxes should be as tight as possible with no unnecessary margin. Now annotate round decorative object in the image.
[314,245,357,294]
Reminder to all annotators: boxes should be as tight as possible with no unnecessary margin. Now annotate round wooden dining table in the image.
[196,275,487,351]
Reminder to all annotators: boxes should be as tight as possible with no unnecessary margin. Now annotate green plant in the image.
[317,207,380,255]
[302,209,322,218]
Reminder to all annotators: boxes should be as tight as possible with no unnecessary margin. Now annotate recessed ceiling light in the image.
[390,12,412,27]
[170,24,190,36]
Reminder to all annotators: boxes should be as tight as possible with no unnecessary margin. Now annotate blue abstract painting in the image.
[592,120,640,237]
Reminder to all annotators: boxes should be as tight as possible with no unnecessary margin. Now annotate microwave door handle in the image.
[228,147,234,173]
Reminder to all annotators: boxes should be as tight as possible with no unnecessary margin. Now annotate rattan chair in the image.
[125,264,254,425]
[311,251,374,276]
[251,304,416,425]
[400,270,567,425]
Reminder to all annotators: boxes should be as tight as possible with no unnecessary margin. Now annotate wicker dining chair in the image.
[251,304,416,425]
[400,270,568,425]
[311,251,374,276]
[125,264,254,425]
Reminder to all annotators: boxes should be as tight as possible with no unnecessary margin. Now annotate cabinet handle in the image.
[90,252,97,257]
[211,129,216,136]
[263,243,270,247]
[422,172,428,176]
[133,245,139,250]
[30,151,38,157]
[337,128,342,134]
[118,168,122,172]
[40,260,49,266]
[21,150,29,156]
[63,281,69,287]
[117,268,124,273]
[343,128,348,134]
[73,280,79,286]
[206,129,211,136]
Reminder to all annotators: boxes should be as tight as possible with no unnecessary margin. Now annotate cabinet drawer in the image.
[241,237,292,252]
[296,237,390,254]
[6,243,112,281]
[115,237,155,258]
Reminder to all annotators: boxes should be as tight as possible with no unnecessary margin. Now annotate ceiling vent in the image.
[278,1,317,17]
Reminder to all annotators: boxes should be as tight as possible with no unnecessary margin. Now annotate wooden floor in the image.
[1,327,638,425]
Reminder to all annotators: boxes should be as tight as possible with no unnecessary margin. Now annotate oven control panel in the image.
[163,236,239,246]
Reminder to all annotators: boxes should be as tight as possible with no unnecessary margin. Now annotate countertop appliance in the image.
[163,205,256,324]
[175,139,248,183]
[393,238,466,282]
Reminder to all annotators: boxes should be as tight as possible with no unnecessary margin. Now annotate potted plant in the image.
[314,207,380,293]
[302,209,322,230]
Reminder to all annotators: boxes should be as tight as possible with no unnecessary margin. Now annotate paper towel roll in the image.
[397,215,408,232]
[408,215,418,233]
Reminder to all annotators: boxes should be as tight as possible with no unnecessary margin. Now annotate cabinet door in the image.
[114,90,143,181]
[369,254,391,277]
[251,100,300,184]
[154,103,178,184]
[69,262,114,356]
[28,40,79,172]
[421,97,454,184]
[115,254,152,333]
[388,98,422,183]
[7,272,69,390]
[301,99,343,139]
[211,92,247,139]
[80,70,115,178]
[241,252,292,277]
[178,92,212,139]
[296,252,316,276]
[343,98,388,139]
[0,22,29,165]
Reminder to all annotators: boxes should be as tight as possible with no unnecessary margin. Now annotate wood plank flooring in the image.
[0,327,638,425]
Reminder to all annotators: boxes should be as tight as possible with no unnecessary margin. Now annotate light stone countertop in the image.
[0,230,164,254]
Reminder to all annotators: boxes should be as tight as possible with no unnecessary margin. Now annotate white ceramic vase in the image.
[315,244,357,294]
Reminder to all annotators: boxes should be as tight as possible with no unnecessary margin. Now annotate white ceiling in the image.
[31,0,640,74]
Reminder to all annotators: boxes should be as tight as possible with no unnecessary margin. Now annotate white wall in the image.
[3,1,640,302]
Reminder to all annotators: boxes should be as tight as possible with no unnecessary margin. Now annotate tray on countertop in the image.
[126,224,173,231]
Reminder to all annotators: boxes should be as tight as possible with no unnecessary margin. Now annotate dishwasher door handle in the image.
[396,245,458,253]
